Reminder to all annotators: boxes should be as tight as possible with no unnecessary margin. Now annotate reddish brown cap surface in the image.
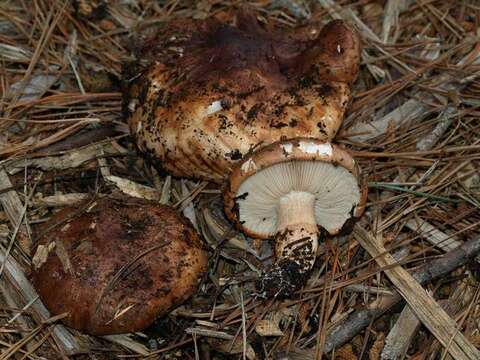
[300,20,361,84]
[124,14,361,183]
[31,196,207,335]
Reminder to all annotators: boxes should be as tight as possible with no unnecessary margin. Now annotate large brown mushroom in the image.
[124,12,366,296]
[31,195,207,335]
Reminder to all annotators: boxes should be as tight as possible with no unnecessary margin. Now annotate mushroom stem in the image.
[259,191,320,297]
[276,191,318,263]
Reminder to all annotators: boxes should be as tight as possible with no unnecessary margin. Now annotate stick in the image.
[382,280,475,359]
[381,305,421,359]
[347,42,480,142]
[323,230,480,354]
[353,226,479,360]
[0,169,31,254]
[381,0,412,43]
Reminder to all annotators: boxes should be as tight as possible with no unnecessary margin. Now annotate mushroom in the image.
[123,12,366,296]
[31,195,207,335]
[124,14,360,182]
[224,138,367,296]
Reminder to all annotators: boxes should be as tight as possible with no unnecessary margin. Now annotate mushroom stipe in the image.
[124,11,367,297]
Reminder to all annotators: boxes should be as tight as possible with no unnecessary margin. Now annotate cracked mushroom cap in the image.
[31,196,207,335]
[124,13,361,183]
[224,138,367,239]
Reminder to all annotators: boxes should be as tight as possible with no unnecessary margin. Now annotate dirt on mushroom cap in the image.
[31,195,208,335]
[124,14,360,183]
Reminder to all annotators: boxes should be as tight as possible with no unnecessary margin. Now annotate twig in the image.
[0,169,31,254]
[382,279,476,359]
[347,42,480,142]
[381,305,421,359]
[241,290,247,360]
[353,225,480,359]
[323,229,480,353]
[102,334,150,356]
[382,0,412,43]
[405,218,462,252]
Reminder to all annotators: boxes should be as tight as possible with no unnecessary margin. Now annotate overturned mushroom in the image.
[124,12,365,296]
[31,195,207,335]
[224,139,366,296]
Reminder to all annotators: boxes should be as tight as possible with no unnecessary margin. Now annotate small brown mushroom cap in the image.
[223,138,367,239]
[31,196,207,335]
[124,14,361,183]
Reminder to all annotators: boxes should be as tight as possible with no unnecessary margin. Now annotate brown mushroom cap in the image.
[299,20,361,84]
[31,196,207,335]
[124,14,361,183]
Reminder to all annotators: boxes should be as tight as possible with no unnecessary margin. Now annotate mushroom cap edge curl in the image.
[223,138,367,238]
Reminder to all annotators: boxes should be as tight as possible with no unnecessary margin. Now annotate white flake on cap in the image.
[206,100,223,115]
[298,141,333,156]
[241,158,257,173]
[128,99,138,113]
[281,143,293,154]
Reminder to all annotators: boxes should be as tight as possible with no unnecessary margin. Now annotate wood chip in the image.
[381,305,421,360]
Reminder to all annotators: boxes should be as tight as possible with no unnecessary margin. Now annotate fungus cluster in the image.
[124,12,367,296]
[31,196,207,335]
